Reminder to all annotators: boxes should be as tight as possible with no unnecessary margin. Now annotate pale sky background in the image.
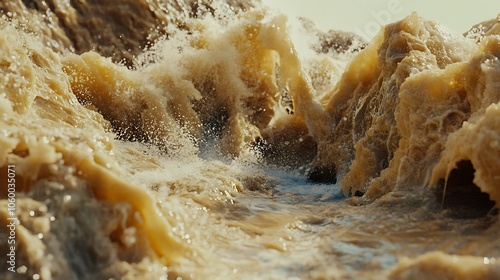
[262,0,500,40]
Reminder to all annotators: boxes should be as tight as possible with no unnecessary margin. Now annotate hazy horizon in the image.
[262,0,499,39]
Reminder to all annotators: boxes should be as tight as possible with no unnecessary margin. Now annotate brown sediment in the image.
[389,251,500,280]
[0,1,500,279]
[0,16,185,276]
[62,51,198,154]
[0,0,257,64]
[311,13,500,204]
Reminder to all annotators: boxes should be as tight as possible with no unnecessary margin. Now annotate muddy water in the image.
[0,1,500,279]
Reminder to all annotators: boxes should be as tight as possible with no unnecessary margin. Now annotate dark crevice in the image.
[435,160,497,219]
[353,190,365,197]
[254,135,318,170]
[307,164,337,184]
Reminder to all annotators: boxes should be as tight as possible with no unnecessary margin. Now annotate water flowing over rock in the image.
[0,1,499,279]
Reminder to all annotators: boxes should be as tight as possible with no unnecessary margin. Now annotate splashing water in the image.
[0,1,500,279]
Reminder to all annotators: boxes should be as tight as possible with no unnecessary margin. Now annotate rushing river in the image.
[0,1,499,279]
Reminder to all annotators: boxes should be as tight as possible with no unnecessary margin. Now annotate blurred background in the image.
[262,0,500,39]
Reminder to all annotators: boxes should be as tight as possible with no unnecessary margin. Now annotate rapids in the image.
[0,1,499,279]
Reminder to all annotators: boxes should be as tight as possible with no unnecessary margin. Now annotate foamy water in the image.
[0,1,500,279]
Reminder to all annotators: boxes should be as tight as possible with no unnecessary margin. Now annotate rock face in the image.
[311,13,500,204]
[0,0,256,64]
[1,0,500,278]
